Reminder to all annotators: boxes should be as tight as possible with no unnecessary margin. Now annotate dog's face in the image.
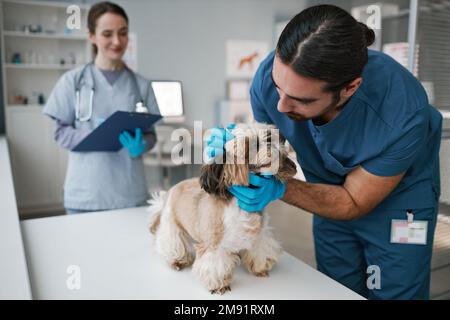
[200,123,297,200]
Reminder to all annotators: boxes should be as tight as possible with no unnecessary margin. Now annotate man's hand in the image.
[228,173,287,212]
[119,128,146,158]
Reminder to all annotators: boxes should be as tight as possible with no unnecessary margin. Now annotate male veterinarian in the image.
[206,5,442,299]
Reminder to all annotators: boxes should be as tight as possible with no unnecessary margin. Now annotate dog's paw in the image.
[171,261,187,271]
[210,286,231,295]
[255,270,269,277]
[246,257,276,277]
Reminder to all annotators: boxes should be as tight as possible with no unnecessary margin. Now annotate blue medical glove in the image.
[204,123,236,162]
[119,128,146,158]
[228,173,286,212]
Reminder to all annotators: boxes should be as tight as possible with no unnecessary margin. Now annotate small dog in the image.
[148,123,297,294]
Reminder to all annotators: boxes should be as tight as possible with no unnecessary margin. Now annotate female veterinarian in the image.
[207,5,442,299]
[43,2,160,214]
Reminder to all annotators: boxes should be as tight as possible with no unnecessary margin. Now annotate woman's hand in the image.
[119,128,146,158]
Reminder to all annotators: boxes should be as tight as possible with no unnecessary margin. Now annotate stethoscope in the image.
[74,62,149,122]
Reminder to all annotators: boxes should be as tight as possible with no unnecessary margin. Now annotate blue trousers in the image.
[313,206,437,300]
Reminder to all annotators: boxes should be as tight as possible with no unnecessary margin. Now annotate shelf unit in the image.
[1,0,90,108]
[3,30,88,40]
[0,0,91,215]
[416,0,450,205]
[352,0,450,204]
[5,62,84,70]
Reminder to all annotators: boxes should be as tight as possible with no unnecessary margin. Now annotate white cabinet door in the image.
[441,135,450,205]
[6,106,67,214]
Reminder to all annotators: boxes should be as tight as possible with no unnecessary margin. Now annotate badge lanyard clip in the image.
[407,210,414,224]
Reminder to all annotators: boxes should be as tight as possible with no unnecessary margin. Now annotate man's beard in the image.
[286,112,307,122]
[285,93,341,123]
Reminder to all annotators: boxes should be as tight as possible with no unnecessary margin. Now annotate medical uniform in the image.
[251,50,443,299]
[43,64,160,211]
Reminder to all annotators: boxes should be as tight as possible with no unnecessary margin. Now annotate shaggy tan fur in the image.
[148,123,297,294]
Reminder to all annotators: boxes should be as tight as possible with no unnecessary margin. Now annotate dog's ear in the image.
[223,163,249,187]
[276,154,297,182]
[222,135,250,187]
[199,164,232,200]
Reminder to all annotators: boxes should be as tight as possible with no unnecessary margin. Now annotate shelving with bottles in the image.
[1,0,91,108]
[0,0,91,215]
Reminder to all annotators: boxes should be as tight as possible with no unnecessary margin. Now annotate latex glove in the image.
[228,173,286,212]
[119,128,146,158]
[204,123,236,162]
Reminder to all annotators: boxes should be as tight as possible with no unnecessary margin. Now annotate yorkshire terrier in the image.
[148,123,297,294]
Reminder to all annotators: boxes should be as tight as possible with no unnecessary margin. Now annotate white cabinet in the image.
[1,0,90,216]
[217,100,253,125]
[351,1,450,206]
[6,106,68,214]
[441,130,450,205]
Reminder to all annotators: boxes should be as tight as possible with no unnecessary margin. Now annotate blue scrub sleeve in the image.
[362,107,429,177]
[54,120,91,150]
[250,64,274,125]
[43,71,76,124]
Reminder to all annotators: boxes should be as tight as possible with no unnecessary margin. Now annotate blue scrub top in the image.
[251,50,442,211]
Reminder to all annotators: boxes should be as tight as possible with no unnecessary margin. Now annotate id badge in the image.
[390,211,428,245]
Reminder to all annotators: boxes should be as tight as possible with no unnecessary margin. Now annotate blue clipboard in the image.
[72,111,162,152]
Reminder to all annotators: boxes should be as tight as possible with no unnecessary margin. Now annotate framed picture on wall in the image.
[226,40,269,79]
[219,100,254,125]
[227,80,250,100]
[123,32,138,71]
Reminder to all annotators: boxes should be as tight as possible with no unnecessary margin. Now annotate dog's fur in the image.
[148,123,297,294]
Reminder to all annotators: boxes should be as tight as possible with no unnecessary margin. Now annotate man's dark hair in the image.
[276,4,375,101]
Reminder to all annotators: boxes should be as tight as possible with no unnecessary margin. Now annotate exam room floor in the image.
[268,201,450,300]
